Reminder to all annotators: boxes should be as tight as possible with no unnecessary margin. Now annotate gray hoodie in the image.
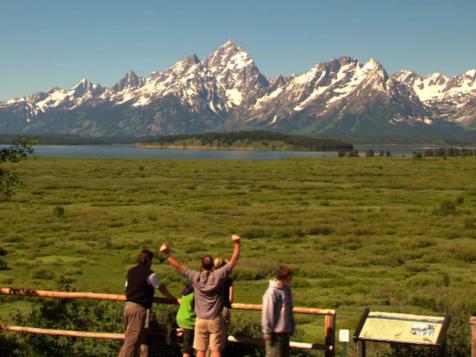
[261,280,295,334]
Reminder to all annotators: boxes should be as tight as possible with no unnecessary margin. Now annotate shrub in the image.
[232,267,270,281]
[292,277,311,288]
[411,239,435,248]
[412,151,423,160]
[442,272,451,287]
[242,229,267,239]
[148,214,158,222]
[434,200,456,216]
[9,289,125,356]
[32,268,55,280]
[405,275,443,288]
[405,263,429,273]
[53,205,65,218]
[455,251,476,263]
[225,314,263,356]
[0,258,9,270]
[304,224,334,235]
[463,217,475,229]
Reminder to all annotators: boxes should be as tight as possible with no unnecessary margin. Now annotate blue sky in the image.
[1,0,475,100]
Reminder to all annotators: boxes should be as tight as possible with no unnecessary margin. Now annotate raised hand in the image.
[159,243,170,255]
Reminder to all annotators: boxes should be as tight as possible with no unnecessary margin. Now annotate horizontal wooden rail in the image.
[471,316,476,357]
[0,326,331,351]
[0,288,335,316]
[230,302,335,316]
[0,287,336,355]
[0,325,125,340]
[0,288,175,305]
[227,335,332,351]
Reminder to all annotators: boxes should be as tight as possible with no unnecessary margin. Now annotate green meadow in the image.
[1,156,475,355]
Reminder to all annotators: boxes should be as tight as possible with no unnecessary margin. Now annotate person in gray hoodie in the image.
[261,265,295,357]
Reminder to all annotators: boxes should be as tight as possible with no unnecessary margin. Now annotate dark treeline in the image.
[146,131,354,151]
[412,147,476,159]
[0,134,144,145]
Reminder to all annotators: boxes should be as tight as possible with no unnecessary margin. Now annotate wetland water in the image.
[5,144,474,159]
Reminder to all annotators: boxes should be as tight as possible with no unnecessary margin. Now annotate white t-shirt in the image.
[125,272,161,289]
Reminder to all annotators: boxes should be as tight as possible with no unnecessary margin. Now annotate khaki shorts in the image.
[193,316,225,352]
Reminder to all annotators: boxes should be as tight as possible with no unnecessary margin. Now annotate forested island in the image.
[140,131,353,151]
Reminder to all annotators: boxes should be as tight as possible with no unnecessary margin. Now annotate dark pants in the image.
[265,333,290,357]
[183,328,194,356]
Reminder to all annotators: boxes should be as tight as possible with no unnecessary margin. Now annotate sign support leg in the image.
[358,340,366,357]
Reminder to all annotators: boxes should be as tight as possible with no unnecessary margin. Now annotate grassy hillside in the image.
[0,156,475,355]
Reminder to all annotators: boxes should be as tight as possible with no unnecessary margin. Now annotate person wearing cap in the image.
[261,265,295,357]
[119,249,178,357]
[160,235,241,357]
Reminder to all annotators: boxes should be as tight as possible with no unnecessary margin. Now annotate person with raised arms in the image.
[160,235,241,357]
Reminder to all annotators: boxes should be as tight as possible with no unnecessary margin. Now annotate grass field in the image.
[1,156,475,355]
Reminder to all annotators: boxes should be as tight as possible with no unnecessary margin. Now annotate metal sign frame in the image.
[353,309,451,357]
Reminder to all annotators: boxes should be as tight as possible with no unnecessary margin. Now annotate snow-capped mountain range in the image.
[1,40,475,138]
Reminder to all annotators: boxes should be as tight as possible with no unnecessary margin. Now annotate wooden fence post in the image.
[325,313,336,357]
[471,316,476,357]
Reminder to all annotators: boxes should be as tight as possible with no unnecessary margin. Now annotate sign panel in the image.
[339,329,350,343]
[355,310,449,346]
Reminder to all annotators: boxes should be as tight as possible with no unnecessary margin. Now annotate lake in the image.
[5,144,474,159]
[30,145,339,159]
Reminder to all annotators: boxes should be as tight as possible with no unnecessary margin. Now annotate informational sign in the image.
[354,310,450,347]
[339,329,350,343]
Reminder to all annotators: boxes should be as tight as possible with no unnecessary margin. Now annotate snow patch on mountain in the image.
[1,41,475,136]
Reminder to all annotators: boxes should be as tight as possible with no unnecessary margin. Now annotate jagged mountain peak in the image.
[366,57,379,66]
[124,70,138,79]
[71,78,103,97]
[362,58,386,74]
[71,78,102,91]
[1,44,476,137]
[464,69,476,78]
[112,70,143,92]
[314,57,359,73]
[166,54,202,75]
[205,41,254,70]
[184,54,201,65]
[269,75,287,87]
[47,87,63,94]
[221,39,237,49]
[73,78,90,88]
[330,56,360,65]
[203,41,268,109]
[394,69,419,81]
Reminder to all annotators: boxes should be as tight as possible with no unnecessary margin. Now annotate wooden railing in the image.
[471,316,476,357]
[0,288,336,356]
